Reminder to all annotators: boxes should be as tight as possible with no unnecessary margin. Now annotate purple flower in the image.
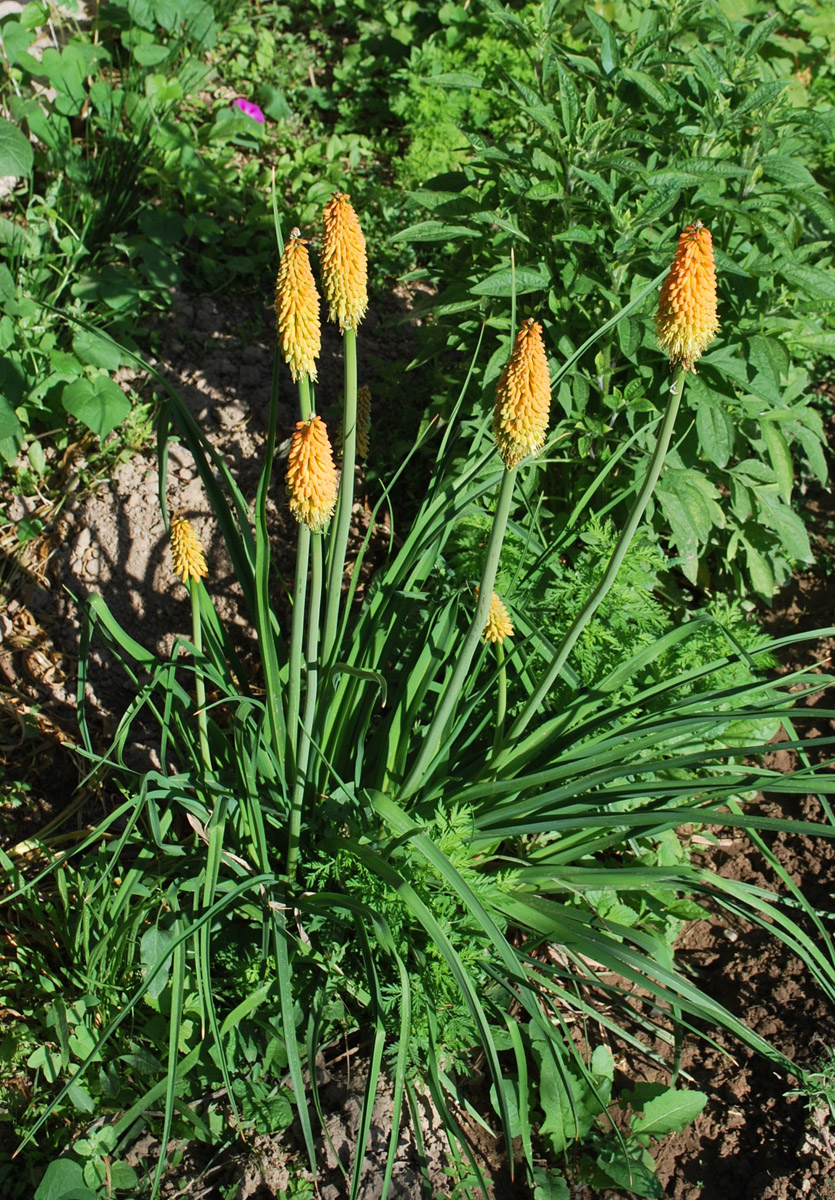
[234,98,266,123]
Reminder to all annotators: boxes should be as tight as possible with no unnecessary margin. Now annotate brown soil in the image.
[3,296,835,1199]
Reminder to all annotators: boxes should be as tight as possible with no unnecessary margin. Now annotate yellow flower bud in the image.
[321,193,368,333]
[275,228,321,382]
[286,415,339,532]
[655,220,720,372]
[492,318,551,470]
[170,516,208,584]
[481,591,514,644]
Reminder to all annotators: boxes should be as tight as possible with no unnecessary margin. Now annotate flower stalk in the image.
[170,516,211,775]
[321,194,367,667]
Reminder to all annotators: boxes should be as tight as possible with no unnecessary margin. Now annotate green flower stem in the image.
[255,352,288,772]
[189,579,210,777]
[322,327,358,666]
[503,367,687,748]
[287,532,324,884]
[286,376,314,769]
[492,641,508,760]
[399,465,518,802]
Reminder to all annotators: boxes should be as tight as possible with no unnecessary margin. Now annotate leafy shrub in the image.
[397,0,835,597]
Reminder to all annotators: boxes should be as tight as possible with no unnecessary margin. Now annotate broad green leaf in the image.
[780,262,835,300]
[555,225,596,244]
[733,80,787,120]
[631,1088,707,1137]
[0,117,33,177]
[585,6,619,74]
[742,11,782,58]
[527,181,564,201]
[489,1078,522,1139]
[554,58,579,138]
[533,1167,570,1200]
[471,264,550,296]
[138,924,177,1000]
[132,43,170,66]
[0,394,22,442]
[67,1081,96,1114]
[759,156,818,188]
[595,1143,663,1199]
[793,423,828,485]
[427,70,484,89]
[62,375,131,442]
[108,1164,139,1191]
[695,394,734,468]
[620,68,674,111]
[390,221,477,244]
[34,1159,97,1200]
[72,329,122,372]
[744,541,775,598]
[760,420,794,504]
[759,496,812,563]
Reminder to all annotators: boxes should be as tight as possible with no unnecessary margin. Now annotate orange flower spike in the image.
[655,220,720,372]
[321,193,368,333]
[275,228,321,382]
[170,517,208,584]
[492,318,551,470]
[482,592,514,644]
[286,415,339,532]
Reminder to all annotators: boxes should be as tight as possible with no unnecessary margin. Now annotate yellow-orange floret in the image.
[170,516,208,584]
[321,193,368,333]
[492,318,551,470]
[482,591,514,644]
[286,415,339,532]
[275,229,321,382]
[655,221,720,371]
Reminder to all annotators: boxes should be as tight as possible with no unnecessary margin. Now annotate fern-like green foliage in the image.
[444,509,776,714]
[308,805,518,1073]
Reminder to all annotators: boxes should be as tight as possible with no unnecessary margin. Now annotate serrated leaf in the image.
[695,394,733,468]
[760,420,794,504]
[744,540,775,598]
[631,1088,708,1137]
[0,117,33,177]
[793,423,828,485]
[758,494,812,562]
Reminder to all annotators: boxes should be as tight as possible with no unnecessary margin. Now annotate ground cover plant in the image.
[4,190,835,1200]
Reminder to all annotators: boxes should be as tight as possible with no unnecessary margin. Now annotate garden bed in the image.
[3,295,834,1199]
